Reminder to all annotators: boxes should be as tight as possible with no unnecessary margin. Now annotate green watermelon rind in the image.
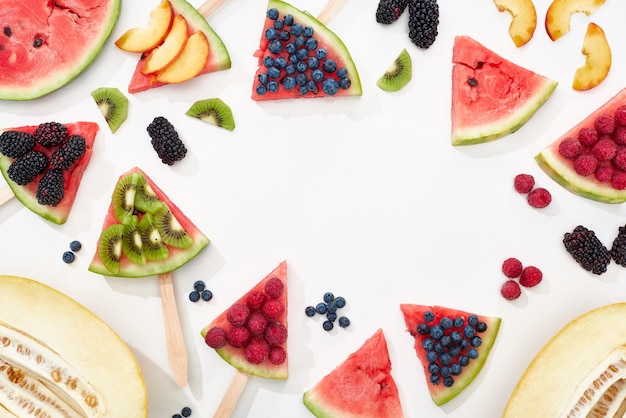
[303,390,341,418]
[0,0,121,101]
[214,344,288,380]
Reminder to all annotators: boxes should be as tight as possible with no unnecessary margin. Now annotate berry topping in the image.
[594,165,614,183]
[578,127,598,147]
[50,134,86,170]
[269,346,287,365]
[613,147,626,170]
[34,122,68,147]
[513,174,534,194]
[36,168,64,206]
[265,277,284,299]
[501,257,523,278]
[7,150,48,185]
[204,327,227,349]
[563,225,611,275]
[62,251,75,264]
[612,171,626,190]
[520,266,543,287]
[0,130,35,158]
[501,280,521,300]
[573,154,598,176]
[591,138,617,161]
[615,106,626,126]
[146,116,187,165]
[527,187,552,208]
[594,114,615,135]
[558,137,582,159]
[264,322,288,346]
[375,0,410,24]
[408,0,439,49]
[247,311,268,335]
[245,338,270,364]
[226,326,251,348]
[227,303,250,327]
[246,290,267,311]
[262,299,285,319]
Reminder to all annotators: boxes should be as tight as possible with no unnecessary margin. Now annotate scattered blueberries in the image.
[172,406,192,418]
[189,280,213,303]
[69,240,82,252]
[305,291,351,331]
[62,240,81,264]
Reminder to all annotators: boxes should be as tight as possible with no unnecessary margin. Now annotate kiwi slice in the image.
[153,207,193,249]
[112,172,139,225]
[185,98,235,131]
[98,224,125,275]
[135,175,166,214]
[376,48,412,92]
[91,87,129,133]
[140,213,169,261]
[122,216,146,265]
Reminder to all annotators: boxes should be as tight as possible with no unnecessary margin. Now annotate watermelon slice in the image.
[0,0,121,100]
[451,35,557,146]
[126,0,231,94]
[302,328,404,418]
[0,121,98,224]
[201,261,288,379]
[536,87,626,203]
[88,167,209,278]
[251,0,362,101]
[400,303,501,406]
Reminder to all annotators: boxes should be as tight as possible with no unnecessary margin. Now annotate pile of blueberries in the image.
[305,292,350,331]
[188,280,213,303]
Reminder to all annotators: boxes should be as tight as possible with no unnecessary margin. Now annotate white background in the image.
[2,0,626,416]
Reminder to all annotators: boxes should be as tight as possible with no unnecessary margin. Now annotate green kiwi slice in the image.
[91,87,129,133]
[139,213,169,261]
[122,215,146,265]
[135,175,166,214]
[153,207,193,249]
[185,98,235,131]
[376,48,412,92]
[98,224,125,275]
[112,172,139,225]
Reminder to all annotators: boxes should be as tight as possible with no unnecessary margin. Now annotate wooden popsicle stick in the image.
[197,0,229,18]
[158,272,188,388]
[213,370,249,418]
[0,187,14,206]
[317,0,346,25]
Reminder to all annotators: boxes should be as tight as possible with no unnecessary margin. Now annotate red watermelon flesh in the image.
[0,121,98,224]
[451,35,557,146]
[400,304,501,406]
[127,0,231,94]
[0,0,120,100]
[88,167,210,278]
[302,328,404,418]
[200,261,288,379]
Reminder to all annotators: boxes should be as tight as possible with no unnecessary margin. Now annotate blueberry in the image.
[258,73,269,84]
[322,320,333,331]
[307,57,319,69]
[450,363,462,376]
[439,366,451,377]
[265,28,277,40]
[459,355,470,366]
[448,345,461,357]
[468,315,479,326]
[294,35,306,47]
[267,8,279,19]
[322,59,336,73]
[336,68,348,78]
[476,321,488,333]
[323,292,334,303]
[434,342,445,354]
[322,78,338,95]
[416,323,429,335]
[267,81,279,93]
[296,61,307,73]
[193,280,206,292]
[173,415,182,418]
[305,38,317,51]
[338,316,350,328]
[427,362,439,374]
[443,376,454,387]
[282,77,296,90]
[305,306,316,317]
[339,77,351,90]
[267,67,280,79]
[268,40,282,54]
[422,339,434,351]
[69,240,81,252]
[256,85,267,95]
[290,23,303,36]
[296,73,307,85]
[326,312,337,322]
[299,85,308,95]
[181,407,192,417]
[306,80,318,93]
[296,48,308,60]
[450,330,462,343]
[188,291,200,302]
[440,335,451,347]
[453,317,464,328]
[464,326,476,339]
[285,42,296,54]
[315,302,327,314]
[429,325,444,340]
[273,19,284,30]
[263,56,274,68]
[471,336,483,347]
[429,374,440,385]
[283,14,294,26]
[426,351,437,363]
[278,30,291,41]
[62,251,75,264]
[326,301,337,313]
[201,290,213,301]
[285,64,295,75]
[316,48,327,60]
[289,54,299,64]
[468,348,479,359]
[274,56,287,68]
[440,353,453,366]
[440,317,453,329]
[303,26,314,37]
[334,296,346,308]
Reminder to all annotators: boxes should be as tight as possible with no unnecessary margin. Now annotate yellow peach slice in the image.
[156,31,209,84]
[573,22,611,91]
[142,14,188,74]
[493,0,537,47]
[115,0,173,53]
[545,0,605,41]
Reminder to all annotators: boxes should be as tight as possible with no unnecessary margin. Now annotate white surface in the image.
[2,0,626,417]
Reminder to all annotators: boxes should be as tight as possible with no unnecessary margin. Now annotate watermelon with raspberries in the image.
[400,304,501,406]
[0,121,99,224]
[451,35,557,146]
[536,87,626,203]
[303,328,404,418]
[251,0,362,101]
[201,261,288,379]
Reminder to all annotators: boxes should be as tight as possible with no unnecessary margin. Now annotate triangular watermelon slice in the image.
[127,0,231,94]
[400,303,501,406]
[251,0,362,101]
[88,167,209,278]
[201,261,288,379]
[0,121,99,224]
[302,329,404,418]
[451,35,557,146]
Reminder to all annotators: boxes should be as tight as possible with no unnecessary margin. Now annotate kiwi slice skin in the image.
[91,87,129,133]
[112,172,139,225]
[98,224,125,275]
[377,48,412,92]
[185,98,235,131]
[154,207,193,249]
[140,213,169,261]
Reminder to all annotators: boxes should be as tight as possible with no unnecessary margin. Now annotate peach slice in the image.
[156,31,209,84]
[573,22,611,91]
[142,14,188,74]
[115,0,173,53]
[493,0,537,47]
[545,0,605,41]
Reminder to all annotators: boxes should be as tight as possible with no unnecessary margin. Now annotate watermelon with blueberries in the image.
[251,0,362,100]
[0,121,99,224]
[400,303,501,406]
[201,261,288,379]
[303,328,404,418]
[451,35,557,146]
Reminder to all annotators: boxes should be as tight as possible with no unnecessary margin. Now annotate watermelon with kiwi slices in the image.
[201,261,288,379]
[303,328,404,418]
[0,121,99,224]
[126,0,231,94]
[535,87,626,203]
[451,35,557,146]
[251,0,362,100]
[88,167,209,278]
[400,303,501,406]
[0,0,120,100]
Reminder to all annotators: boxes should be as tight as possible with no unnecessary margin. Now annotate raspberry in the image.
[558,137,582,159]
[247,312,268,335]
[612,171,626,190]
[527,187,552,208]
[574,154,598,176]
[520,266,542,287]
[500,280,521,300]
[595,165,614,183]
[226,326,250,348]
[592,138,617,161]
[204,327,227,349]
[578,127,598,147]
[502,257,523,278]
[264,277,284,299]
[613,127,626,145]
[269,346,287,365]
[227,303,250,327]
[595,114,615,135]
[244,338,270,364]
[513,174,534,194]
[613,147,626,171]
[262,299,285,319]
[264,322,288,346]
[246,290,267,311]
[615,106,626,126]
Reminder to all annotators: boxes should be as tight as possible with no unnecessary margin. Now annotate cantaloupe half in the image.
[504,302,626,417]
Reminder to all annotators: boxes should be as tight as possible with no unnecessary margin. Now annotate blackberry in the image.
[408,0,439,49]
[146,116,187,165]
[563,225,611,275]
[610,225,626,267]
[34,122,68,147]
[375,0,410,24]
[7,151,48,185]
[50,134,86,170]
[36,168,64,206]
[0,130,36,158]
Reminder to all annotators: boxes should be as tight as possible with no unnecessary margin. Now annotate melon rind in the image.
[504,302,626,417]
[0,275,148,416]
[535,87,626,203]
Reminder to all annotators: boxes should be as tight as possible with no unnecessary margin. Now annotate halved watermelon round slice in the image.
[0,0,121,100]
